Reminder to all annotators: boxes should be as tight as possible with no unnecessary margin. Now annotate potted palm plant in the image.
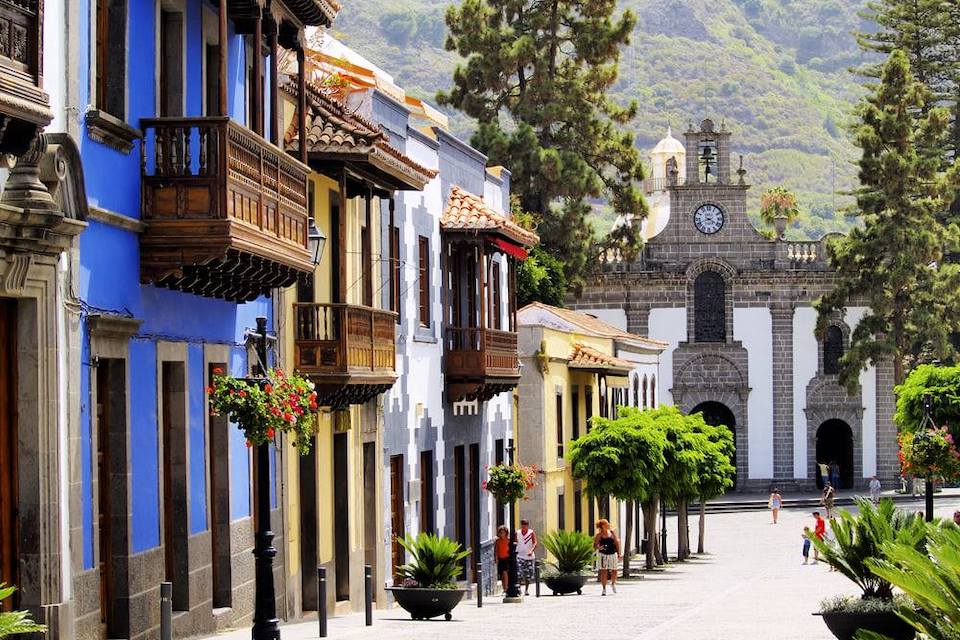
[387,533,471,621]
[541,530,594,596]
[810,498,924,640]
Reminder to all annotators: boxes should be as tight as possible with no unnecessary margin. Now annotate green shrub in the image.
[541,530,595,575]
[395,533,471,589]
[0,584,45,639]
[809,498,927,601]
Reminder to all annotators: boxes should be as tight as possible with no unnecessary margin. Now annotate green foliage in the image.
[395,533,472,589]
[688,413,736,502]
[567,406,667,504]
[517,245,568,308]
[208,368,319,454]
[483,464,537,504]
[0,585,45,639]
[816,50,960,388]
[540,530,595,575]
[897,427,960,480]
[437,0,646,297]
[894,364,960,437]
[808,498,928,600]
[864,525,960,640]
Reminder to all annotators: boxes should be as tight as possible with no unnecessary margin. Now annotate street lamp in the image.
[249,316,280,640]
[921,395,936,522]
[308,219,327,266]
[504,443,522,602]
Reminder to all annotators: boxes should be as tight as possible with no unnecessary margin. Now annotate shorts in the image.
[497,558,509,574]
[518,558,535,581]
[802,539,811,557]
[598,552,618,571]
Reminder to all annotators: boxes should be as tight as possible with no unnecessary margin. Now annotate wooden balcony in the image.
[140,117,313,301]
[444,326,520,402]
[0,0,52,156]
[294,303,398,409]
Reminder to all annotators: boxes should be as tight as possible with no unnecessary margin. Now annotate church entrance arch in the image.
[691,401,737,488]
[815,420,854,490]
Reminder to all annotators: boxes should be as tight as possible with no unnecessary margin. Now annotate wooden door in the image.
[0,300,18,610]
[333,432,349,601]
[207,363,232,609]
[96,362,114,631]
[389,456,404,581]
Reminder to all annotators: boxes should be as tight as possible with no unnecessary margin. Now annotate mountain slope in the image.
[330,0,872,239]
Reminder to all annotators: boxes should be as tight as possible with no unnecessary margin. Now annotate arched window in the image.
[824,326,844,375]
[694,271,726,342]
[632,374,640,408]
[650,375,657,408]
[641,375,648,409]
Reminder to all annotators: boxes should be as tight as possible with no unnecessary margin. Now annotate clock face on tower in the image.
[694,204,725,234]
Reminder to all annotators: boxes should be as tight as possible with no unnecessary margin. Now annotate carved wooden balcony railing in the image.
[0,0,52,155]
[294,302,398,409]
[140,117,313,301]
[444,326,520,402]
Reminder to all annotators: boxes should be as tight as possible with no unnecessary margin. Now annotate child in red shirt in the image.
[812,511,826,563]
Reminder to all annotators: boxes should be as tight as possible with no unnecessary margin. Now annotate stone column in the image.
[874,358,898,484]
[771,303,794,481]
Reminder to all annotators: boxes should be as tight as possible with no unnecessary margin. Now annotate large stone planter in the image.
[816,610,915,640]
[386,587,467,621]
[543,573,589,596]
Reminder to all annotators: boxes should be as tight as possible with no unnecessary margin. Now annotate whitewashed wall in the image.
[734,308,773,479]
[648,308,687,406]
[793,306,818,479]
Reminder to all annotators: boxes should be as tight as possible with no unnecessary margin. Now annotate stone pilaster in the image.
[874,358,899,483]
[771,304,794,480]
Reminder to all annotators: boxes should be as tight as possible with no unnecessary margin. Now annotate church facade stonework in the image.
[570,120,899,491]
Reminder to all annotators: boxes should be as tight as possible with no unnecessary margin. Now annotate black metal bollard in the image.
[534,561,541,597]
[160,582,172,640]
[318,567,327,638]
[364,565,372,627]
[476,563,483,608]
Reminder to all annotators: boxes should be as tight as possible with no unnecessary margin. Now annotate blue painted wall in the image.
[76,0,277,567]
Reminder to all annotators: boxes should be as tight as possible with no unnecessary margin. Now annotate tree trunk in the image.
[676,498,688,560]
[697,499,706,554]
[642,499,657,569]
[623,499,633,577]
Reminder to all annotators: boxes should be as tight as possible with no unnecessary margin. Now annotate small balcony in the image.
[140,117,313,301]
[0,0,52,156]
[444,326,520,402]
[294,303,398,409]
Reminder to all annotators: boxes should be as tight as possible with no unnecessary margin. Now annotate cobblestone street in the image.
[207,495,960,640]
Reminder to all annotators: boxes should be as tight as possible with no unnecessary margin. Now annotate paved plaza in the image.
[204,495,959,640]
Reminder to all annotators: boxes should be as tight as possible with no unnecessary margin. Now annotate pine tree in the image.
[438,0,646,297]
[817,50,960,388]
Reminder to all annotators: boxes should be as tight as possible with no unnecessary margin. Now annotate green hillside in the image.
[331,0,872,239]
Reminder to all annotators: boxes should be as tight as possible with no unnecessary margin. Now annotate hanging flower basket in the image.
[208,368,319,454]
[898,426,960,481]
[484,464,539,504]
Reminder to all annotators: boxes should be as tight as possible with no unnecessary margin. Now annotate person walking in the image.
[494,525,510,593]
[768,488,784,524]
[593,519,621,596]
[801,526,812,565]
[869,476,882,505]
[821,483,836,519]
[830,461,841,490]
[515,519,538,596]
[812,512,826,563]
[818,461,830,488]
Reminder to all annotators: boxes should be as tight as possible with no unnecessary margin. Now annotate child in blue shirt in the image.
[802,526,812,564]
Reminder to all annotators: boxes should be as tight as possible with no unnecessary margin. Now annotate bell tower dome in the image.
[641,126,686,239]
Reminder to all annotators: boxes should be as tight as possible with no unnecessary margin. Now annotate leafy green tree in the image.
[816,50,960,388]
[517,245,567,308]
[894,364,960,439]
[567,406,666,571]
[688,416,736,554]
[438,0,646,297]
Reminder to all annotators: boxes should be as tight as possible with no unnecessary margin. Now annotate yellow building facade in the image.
[516,304,666,544]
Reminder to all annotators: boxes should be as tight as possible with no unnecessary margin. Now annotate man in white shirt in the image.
[515,519,538,596]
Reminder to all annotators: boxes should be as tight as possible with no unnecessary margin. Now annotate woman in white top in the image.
[768,488,783,524]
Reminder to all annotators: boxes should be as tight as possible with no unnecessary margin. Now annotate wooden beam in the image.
[268,17,280,146]
[296,46,307,164]
[218,0,228,117]
[364,185,373,307]
[253,14,263,136]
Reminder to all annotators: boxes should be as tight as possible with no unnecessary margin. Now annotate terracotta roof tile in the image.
[282,81,437,187]
[568,344,635,371]
[441,186,539,247]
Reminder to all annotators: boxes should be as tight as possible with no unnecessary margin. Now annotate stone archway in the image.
[815,419,854,490]
[692,401,737,488]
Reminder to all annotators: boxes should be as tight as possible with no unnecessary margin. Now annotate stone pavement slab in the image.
[199,495,960,640]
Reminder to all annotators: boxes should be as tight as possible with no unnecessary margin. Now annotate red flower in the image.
[309,401,318,410]
[238,390,246,398]
[284,412,293,422]
[267,428,275,439]
[213,367,223,375]
[264,384,273,394]
[206,386,214,394]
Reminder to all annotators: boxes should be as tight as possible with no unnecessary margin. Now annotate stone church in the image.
[569,120,899,491]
